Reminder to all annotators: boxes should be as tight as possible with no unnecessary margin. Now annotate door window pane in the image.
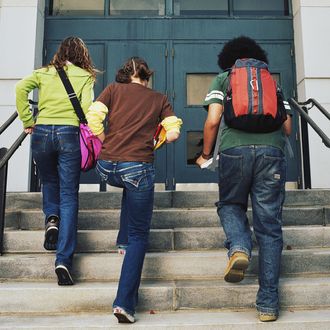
[110,0,165,16]
[187,74,216,106]
[233,0,289,16]
[187,131,203,165]
[174,0,228,16]
[52,0,104,16]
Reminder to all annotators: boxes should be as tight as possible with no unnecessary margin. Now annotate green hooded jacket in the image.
[16,64,94,128]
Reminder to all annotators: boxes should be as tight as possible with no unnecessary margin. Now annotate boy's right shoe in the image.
[258,312,278,322]
[224,252,249,283]
[44,215,59,251]
[55,265,74,286]
[113,306,135,323]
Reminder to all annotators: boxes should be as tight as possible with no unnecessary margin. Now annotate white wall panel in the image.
[300,7,330,78]
[0,0,44,192]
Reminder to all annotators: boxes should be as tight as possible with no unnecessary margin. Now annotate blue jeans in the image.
[217,145,286,315]
[31,125,81,269]
[96,160,155,315]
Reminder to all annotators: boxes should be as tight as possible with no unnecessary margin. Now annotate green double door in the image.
[45,40,299,189]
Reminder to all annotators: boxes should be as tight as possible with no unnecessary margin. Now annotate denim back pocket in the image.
[31,129,48,153]
[57,128,80,153]
[219,152,243,185]
[121,168,155,191]
[95,162,110,182]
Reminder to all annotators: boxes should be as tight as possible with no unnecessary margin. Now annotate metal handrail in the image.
[298,98,330,121]
[288,98,330,148]
[0,111,28,255]
[0,112,18,135]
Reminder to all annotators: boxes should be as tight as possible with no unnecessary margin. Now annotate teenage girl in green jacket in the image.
[16,37,97,285]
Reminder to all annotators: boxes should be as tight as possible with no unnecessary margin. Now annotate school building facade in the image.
[1,0,329,192]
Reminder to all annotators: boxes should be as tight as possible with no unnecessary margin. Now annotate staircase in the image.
[1,189,330,329]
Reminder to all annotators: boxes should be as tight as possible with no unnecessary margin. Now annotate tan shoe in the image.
[258,312,278,322]
[224,252,249,283]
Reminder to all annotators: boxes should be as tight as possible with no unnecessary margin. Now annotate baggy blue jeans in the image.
[217,145,286,315]
[96,160,155,315]
[31,125,81,269]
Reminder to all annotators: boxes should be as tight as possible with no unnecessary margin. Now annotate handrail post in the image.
[300,106,312,189]
[0,148,8,255]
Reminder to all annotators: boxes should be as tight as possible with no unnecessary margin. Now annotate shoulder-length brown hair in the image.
[115,57,153,83]
[49,36,98,79]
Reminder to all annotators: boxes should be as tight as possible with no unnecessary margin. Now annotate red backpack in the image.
[223,58,287,133]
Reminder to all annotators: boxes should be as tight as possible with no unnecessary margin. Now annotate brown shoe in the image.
[258,312,278,322]
[224,252,249,283]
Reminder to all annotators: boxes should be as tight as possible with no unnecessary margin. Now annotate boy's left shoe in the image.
[224,252,249,283]
[55,265,74,286]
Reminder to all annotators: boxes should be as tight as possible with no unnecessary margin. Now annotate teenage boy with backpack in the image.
[196,36,292,322]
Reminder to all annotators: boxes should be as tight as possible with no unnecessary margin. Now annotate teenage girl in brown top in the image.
[86,57,182,323]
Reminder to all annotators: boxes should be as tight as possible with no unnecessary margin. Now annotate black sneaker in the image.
[44,216,59,251]
[55,265,74,286]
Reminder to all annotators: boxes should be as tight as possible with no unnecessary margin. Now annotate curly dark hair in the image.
[217,36,269,70]
[115,57,153,83]
[49,36,98,80]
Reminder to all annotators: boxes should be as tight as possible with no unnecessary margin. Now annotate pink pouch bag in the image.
[56,67,102,172]
[80,123,102,172]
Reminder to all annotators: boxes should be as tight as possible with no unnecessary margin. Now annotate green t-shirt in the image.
[203,72,292,152]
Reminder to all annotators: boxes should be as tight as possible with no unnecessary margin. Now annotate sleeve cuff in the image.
[23,118,35,128]
[161,116,183,133]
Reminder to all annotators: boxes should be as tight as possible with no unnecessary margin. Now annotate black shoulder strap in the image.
[56,67,88,124]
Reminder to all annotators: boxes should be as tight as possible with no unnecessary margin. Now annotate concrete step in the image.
[1,277,330,314]
[1,309,330,329]
[6,189,330,211]
[1,249,330,281]
[3,226,330,253]
[5,206,328,230]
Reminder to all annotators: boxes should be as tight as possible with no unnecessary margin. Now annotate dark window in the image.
[187,131,204,165]
[174,0,228,16]
[233,0,290,16]
[50,0,289,17]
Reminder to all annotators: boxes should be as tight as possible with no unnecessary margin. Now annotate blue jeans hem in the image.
[256,305,279,315]
[228,246,251,259]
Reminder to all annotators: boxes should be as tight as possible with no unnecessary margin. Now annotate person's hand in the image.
[196,154,211,168]
[166,131,180,143]
[24,126,34,134]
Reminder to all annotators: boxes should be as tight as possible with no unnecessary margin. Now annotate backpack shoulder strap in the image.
[56,67,87,124]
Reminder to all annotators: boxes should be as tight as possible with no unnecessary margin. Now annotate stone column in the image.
[0,0,45,191]
[292,0,330,188]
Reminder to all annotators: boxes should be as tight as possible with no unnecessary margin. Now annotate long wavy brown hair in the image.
[49,36,98,79]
